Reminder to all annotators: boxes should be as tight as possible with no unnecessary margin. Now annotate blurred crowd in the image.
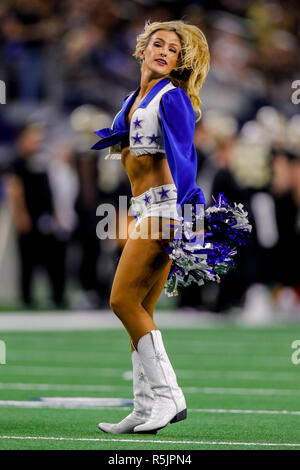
[0,0,299,314]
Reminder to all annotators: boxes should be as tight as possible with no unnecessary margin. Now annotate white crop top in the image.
[105,81,175,159]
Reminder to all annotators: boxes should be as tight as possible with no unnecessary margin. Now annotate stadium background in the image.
[0,0,300,315]
[0,0,300,451]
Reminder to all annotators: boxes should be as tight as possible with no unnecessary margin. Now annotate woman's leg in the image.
[129,260,171,351]
[110,217,173,347]
[101,217,185,434]
[98,217,171,434]
[142,259,171,317]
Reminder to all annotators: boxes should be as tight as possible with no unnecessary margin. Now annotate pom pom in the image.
[164,194,252,297]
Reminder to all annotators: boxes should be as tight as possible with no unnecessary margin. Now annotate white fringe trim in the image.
[104,148,165,159]
[130,147,165,157]
[104,153,121,160]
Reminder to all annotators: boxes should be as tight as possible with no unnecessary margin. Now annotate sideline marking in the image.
[0,400,132,409]
[0,435,300,448]
[0,401,300,416]
[2,365,299,382]
[190,408,300,416]
[1,382,300,396]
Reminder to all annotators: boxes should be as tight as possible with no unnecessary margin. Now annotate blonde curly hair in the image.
[133,20,210,120]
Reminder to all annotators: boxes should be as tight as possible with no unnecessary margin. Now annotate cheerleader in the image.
[92,20,250,434]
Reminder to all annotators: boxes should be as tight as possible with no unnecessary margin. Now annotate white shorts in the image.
[129,184,181,227]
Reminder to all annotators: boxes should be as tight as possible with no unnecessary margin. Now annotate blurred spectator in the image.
[48,141,79,240]
[73,152,107,308]
[270,149,300,287]
[290,154,300,303]
[6,123,67,307]
[1,0,61,101]
[0,0,299,313]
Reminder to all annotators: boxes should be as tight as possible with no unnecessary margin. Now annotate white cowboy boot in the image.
[98,349,154,434]
[134,330,187,434]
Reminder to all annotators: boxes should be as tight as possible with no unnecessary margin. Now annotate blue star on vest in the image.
[143,194,151,205]
[148,134,159,144]
[133,118,142,128]
[158,187,170,199]
[132,133,143,144]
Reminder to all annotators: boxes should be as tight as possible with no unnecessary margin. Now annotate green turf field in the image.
[0,325,300,450]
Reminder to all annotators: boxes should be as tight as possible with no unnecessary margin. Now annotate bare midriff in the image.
[121,146,174,197]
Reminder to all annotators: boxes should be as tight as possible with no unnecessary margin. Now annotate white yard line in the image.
[1,365,299,382]
[0,400,132,409]
[0,435,300,448]
[0,400,300,416]
[6,348,291,359]
[4,351,291,367]
[178,370,300,381]
[0,366,126,377]
[0,383,119,392]
[189,408,300,416]
[185,386,300,395]
[0,382,300,396]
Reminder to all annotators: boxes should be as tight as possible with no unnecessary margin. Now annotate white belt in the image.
[130,184,177,215]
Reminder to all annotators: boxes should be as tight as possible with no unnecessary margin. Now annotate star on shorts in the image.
[158,187,170,199]
[143,194,151,205]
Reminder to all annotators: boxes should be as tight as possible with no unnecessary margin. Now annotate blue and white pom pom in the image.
[164,194,252,297]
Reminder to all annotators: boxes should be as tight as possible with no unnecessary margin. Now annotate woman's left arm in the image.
[159,87,205,212]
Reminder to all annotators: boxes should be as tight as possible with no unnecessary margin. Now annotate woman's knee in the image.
[109,293,122,315]
[110,293,134,318]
